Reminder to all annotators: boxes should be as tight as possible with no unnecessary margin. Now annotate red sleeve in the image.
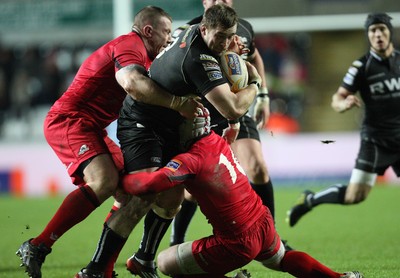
[112,34,151,71]
[122,152,199,195]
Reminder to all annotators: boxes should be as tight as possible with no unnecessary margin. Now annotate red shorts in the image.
[44,113,124,186]
[191,210,280,274]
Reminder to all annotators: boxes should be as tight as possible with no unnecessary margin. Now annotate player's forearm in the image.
[229,83,258,118]
[126,74,176,108]
[252,49,267,89]
[116,66,179,110]
[122,171,174,195]
[331,92,351,113]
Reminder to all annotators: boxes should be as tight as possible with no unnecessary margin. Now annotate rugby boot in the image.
[286,190,314,227]
[74,268,118,278]
[16,238,52,278]
[340,271,364,278]
[126,254,160,278]
[232,269,251,278]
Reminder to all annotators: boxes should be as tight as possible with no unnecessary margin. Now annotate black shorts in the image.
[355,138,400,176]
[117,118,180,173]
[212,115,260,141]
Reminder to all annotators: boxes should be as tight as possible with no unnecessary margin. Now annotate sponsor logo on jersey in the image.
[207,70,223,81]
[199,54,218,63]
[352,60,363,68]
[166,159,182,172]
[370,77,400,95]
[344,73,354,85]
[78,144,89,155]
[348,66,358,76]
[202,61,220,71]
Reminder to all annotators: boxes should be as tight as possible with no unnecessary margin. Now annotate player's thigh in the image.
[157,243,202,275]
[44,113,119,187]
[190,236,253,274]
[118,121,179,173]
[82,154,120,201]
[231,138,269,182]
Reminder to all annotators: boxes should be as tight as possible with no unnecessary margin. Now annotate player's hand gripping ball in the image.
[219,51,248,93]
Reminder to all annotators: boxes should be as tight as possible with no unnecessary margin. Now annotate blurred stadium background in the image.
[0,0,399,197]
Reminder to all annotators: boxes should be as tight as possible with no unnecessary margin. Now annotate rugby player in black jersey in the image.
[287,12,400,227]
[168,0,293,252]
[76,4,262,278]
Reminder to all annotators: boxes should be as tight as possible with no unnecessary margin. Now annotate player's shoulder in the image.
[348,53,369,69]
[187,15,203,25]
[173,15,203,39]
[237,17,254,32]
[393,49,400,60]
[110,32,144,49]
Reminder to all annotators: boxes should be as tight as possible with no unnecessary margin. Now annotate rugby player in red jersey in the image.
[121,107,363,278]
[16,6,201,278]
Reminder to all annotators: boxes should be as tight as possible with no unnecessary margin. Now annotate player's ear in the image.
[199,24,207,36]
[142,25,153,37]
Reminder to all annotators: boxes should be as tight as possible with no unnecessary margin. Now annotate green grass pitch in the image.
[1,184,399,277]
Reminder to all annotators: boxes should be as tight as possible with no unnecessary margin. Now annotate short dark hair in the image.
[201,4,238,30]
[133,6,172,30]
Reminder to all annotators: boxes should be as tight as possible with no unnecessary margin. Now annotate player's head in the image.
[132,6,173,59]
[364,13,393,56]
[200,4,238,55]
[202,0,233,11]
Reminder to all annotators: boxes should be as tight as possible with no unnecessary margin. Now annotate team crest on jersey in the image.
[207,70,223,81]
[78,144,89,155]
[166,159,182,172]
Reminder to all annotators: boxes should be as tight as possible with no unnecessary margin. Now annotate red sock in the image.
[104,204,120,222]
[31,185,100,248]
[281,250,341,278]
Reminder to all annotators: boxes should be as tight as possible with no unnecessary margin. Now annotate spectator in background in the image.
[0,42,15,133]
[266,98,299,134]
[287,13,400,227]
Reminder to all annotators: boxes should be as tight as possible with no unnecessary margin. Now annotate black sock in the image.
[136,209,173,261]
[251,179,275,219]
[310,184,347,207]
[170,200,198,246]
[87,223,127,272]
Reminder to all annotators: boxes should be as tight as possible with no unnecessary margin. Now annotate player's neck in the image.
[371,43,394,59]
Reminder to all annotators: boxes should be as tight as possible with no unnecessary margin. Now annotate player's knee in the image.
[157,251,169,274]
[249,163,269,183]
[259,240,285,271]
[157,247,180,275]
[87,171,120,201]
[344,185,371,204]
[344,194,368,204]
[153,204,182,219]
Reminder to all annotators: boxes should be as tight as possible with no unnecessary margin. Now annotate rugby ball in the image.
[219,51,248,93]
